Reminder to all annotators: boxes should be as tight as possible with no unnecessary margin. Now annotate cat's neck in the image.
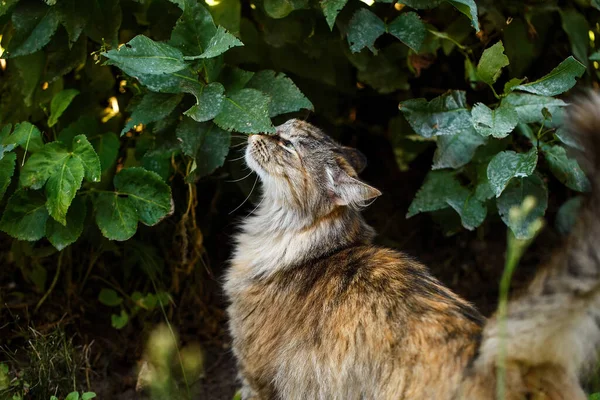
[228,199,375,284]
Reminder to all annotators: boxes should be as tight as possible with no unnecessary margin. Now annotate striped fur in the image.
[225,95,600,399]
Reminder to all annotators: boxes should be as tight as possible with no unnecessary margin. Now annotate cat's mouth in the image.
[245,134,276,174]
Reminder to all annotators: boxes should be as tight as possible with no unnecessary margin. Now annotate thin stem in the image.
[35,252,64,312]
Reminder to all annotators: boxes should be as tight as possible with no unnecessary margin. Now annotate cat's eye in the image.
[278,138,295,150]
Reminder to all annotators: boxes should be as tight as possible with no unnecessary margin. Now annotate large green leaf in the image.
[48,89,80,127]
[113,168,173,226]
[8,2,60,57]
[541,144,590,192]
[387,12,426,52]
[513,57,586,97]
[121,92,184,135]
[46,195,86,250]
[103,35,188,75]
[445,187,486,230]
[185,26,243,59]
[246,70,313,117]
[3,122,44,154]
[347,9,386,54]
[170,0,216,57]
[560,9,589,66]
[487,148,538,197]
[72,135,101,183]
[95,192,138,241]
[20,142,70,189]
[399,91,474,138]
[184,82,226,122]
[446,0,479,32]
[0,153,17,202]
[321,0,348,30]
[471,102,518,139]
[85,0,122,47]
[0,189,49,241]
[501,93,567,125]
[477,41,508,86]
[497,175,548,239]
[176,118,231,180]
[432,128,486,169]
[45,155,84,225]
[214,89,275,133]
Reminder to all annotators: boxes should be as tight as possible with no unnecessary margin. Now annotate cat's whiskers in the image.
[226,170,255,183]
[246,195,266,218]
[229,174,260,215]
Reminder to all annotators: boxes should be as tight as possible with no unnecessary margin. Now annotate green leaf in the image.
[103,35,188,75]
[407,170,485,230]
[72,135,101,182]
[487,148,538,197]
[8,3,60,57]
[98,288,123,306]
[497,175,548,239]
[4,122,44,154]
[471,102,518,138]
[246,70,313,117]
[0,189,49,241]
[48,89,80,127]
[184,82,226,122]
[114,168,173,226]
[208,0,241,33]
[387,12,426,52]
[432,129,486,169]
[321,0,348,30]
[0,153,17,202]
[20,142,70,189]
[407,170,458,216]
[85,0,121,47]
[91,132,120,172]
[347,9,386,54]
[446,0,479,32]
[593,0,600,10]
[0,0,18,17]
[503,77,525,94]
[56,0,90,44]
[46,195,86,250]
[111,310,129,329]
[214,89,275,133]
[590,50,600,61]
[185,26,243,59]
[65,392,79,400]
[477,41,508,86]
[445,188,487,230]
[541,144,590,192]
[560,9,589,66]
[170,0,216,57]
[122,92,184,135]
[513,57,586,97]
[556,196,582,236]
[501,93,567,124]
[399,91,474,138]
[555,127,583,150]
[13,51,44,106]
[176,118,231,179]
[81,393,96,400]
[45,155,84,225]
[95,192,138,241]
[264,0,309,19]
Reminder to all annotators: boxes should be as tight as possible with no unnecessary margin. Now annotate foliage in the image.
[1,0,600,397]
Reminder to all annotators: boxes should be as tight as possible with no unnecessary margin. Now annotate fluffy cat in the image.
[225,94,600,399]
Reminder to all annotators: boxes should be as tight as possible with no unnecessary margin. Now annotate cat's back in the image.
[227,245,484,399]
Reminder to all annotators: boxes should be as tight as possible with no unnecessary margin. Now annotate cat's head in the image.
[245,119,381,216]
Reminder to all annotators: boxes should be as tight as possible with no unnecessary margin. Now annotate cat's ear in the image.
[341,147,368,174]
[328,167,382,207]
